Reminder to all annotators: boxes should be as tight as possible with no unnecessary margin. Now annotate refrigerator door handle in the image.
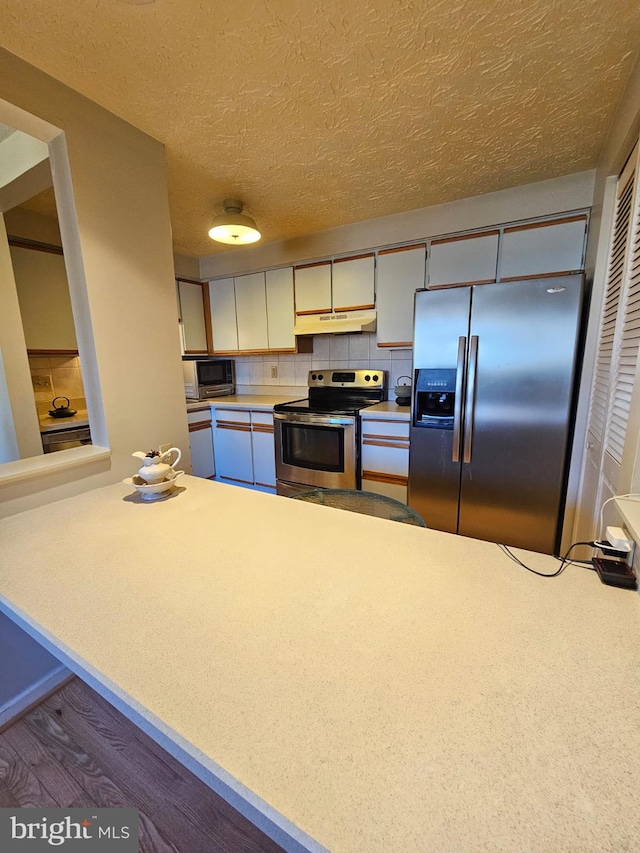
[463,335,478,464]
[452,336,466,462]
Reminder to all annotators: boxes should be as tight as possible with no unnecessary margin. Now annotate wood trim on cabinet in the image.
[499,270,582,282]
[332,303,375,312]
[215,422,252,432]
[202,282,213,354]
[294,260,331,271]
[363,439,410,450]
[431,230,499,246]
[8,236,64,255]
[255,482,276,489]
[361,417,410,425]
[213,408,250,414]
[252,425,274,434]
[362,470,408,486]
[27,349,79,356]
[184,349,209,355]
[503,215,588,234]
[187,404,210,413]
[427,278,496,290]
[378,243,426,256]
[176,276,205,284]
[220,475,254,485]
[295,308,332,316]
[333,253,375,263]
[188,421,212,433]
[375,341,413,348]
[362,432,409,442]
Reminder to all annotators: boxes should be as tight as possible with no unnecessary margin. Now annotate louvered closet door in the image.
[581,144,639,537]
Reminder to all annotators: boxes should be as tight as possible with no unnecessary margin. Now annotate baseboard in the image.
[0,666,74,731]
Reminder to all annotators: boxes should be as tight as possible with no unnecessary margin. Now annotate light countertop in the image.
[186,394,304,412]
[38,409,90,433]
[1,478,640,852]
[361,401,411,419]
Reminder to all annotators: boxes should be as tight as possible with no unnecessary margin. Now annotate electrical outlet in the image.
[159,443,173,454]
[270,364,278,379]
[32,374,52,391]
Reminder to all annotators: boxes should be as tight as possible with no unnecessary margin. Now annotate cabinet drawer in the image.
[251,410,274,429]
[361,418,410,440]
[213,407,251,426]
[187,407,211,426]
[361,441,409,477]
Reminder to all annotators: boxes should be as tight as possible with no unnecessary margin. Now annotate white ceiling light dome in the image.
[208,198,261,245]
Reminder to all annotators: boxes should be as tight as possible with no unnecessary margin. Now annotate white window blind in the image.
[588,149,637,447]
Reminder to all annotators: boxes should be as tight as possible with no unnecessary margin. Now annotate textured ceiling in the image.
[0,0,639,258]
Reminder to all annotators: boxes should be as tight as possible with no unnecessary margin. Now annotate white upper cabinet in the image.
[294,262,332,314]
[208,277,238,352]
[11,246,77,351]
[376,245,426,347]
[177,280,207,353]
[332,254,375,311]
[235,272,268,351]
[265,267,295,350]
[428,231,499,288]
[499,216,587,280]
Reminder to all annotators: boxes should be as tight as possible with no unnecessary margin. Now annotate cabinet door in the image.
[265,267,295,350]
[189,423,215,478]
[428,231,499,287]
[178,280,208,353]
[332,254,375,311]
[294,262,332,314]
[252,412,276,489]
[235,272,268,350]
[500,216,587,280]
[208,278,238,352]
[376,245,426,346]
[11,246,77,350]
[213,409,253,484]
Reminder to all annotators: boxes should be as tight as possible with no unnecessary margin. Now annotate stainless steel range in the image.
[274,368,387,496]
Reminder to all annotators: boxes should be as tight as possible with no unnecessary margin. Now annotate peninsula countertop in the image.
[1,477,639,852]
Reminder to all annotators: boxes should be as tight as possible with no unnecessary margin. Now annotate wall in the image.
[234,335,412,397]
[0,48,190,723]
[0,47,190,517]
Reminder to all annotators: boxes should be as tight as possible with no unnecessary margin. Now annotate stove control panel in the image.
[308,368,387,390]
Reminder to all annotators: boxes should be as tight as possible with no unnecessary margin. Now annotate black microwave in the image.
[182,357,235,400]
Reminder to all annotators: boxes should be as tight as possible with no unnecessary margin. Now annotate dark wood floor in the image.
[0,678,286,853]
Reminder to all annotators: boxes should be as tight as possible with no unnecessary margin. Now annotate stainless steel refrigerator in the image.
[407,275,584,554]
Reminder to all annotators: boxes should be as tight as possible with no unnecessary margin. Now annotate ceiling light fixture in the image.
[208,198,261,245]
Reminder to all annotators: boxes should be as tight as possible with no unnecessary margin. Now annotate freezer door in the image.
[408,287,471,532]
[458,275,583,553]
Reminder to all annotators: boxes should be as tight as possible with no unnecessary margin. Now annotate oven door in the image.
[274,412,358,491]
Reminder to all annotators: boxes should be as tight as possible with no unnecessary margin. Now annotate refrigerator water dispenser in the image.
[414,368,457,429]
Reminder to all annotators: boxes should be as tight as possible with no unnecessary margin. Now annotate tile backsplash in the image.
[28,354,86,414]
[234,334,412,392]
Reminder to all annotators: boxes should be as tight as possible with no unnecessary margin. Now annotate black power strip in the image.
[592,558,638,590]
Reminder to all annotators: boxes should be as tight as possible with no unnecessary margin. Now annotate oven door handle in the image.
[273,412,355,427]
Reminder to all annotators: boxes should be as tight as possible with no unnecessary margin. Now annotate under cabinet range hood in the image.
[294,309,377,336]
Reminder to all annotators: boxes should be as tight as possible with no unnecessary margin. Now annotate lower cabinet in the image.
[360,415,410,503]
[187,408,215,479]
[212,407,276,492]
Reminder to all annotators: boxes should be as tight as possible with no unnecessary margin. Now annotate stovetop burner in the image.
[273,368,388,416]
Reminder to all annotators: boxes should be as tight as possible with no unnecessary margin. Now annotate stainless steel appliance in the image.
[182,357,235,400]
[408,275,584,554]
[41,425,92,453]
[274,369,387,496]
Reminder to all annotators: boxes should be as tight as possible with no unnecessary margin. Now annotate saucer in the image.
[122,470,184,501]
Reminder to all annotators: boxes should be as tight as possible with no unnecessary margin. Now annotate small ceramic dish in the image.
[122,469,185,501]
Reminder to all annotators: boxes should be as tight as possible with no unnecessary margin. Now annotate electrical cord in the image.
[497,541,596,577]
